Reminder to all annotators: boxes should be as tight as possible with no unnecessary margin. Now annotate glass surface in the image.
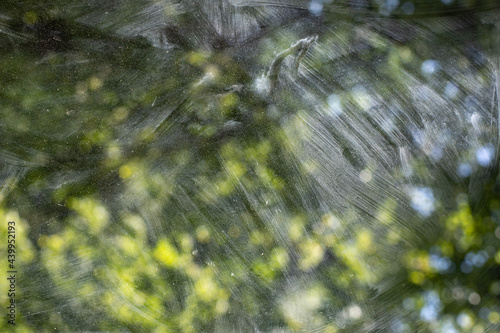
[1,0,500,331]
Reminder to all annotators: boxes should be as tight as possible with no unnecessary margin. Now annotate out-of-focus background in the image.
[1,0,500,331]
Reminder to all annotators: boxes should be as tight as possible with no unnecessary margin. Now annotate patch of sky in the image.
[421,59,440,75]
[420,290,441,322]
[410,187,435,217]
[465,251,488,267]
[457,312,473,329]
[429,254,452,272]
[309,1,323,16]
[309,0,332,16]
[476,144,494,167]
[327,94,342,116]
[444,82,459,98]
[440,319,458,333]
[457,163,472,178]
[430,146,443,161]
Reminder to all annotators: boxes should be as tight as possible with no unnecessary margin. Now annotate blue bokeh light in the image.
[309,0,323,16]
[327,94,343,116]
[457,163,472,178]
[410,187,435,217]
[444,82,459,98]
[476,145,495,167]
[420,291,441,322]
[421,60,440,75]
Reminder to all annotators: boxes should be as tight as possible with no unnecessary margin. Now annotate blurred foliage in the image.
[1,0,500,332]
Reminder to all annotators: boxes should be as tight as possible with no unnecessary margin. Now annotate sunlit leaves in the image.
[68,197,109,234]
[154,238,180,268]
[445,203,480,252]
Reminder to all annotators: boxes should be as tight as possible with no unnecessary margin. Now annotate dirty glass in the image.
[1,0,500,332]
